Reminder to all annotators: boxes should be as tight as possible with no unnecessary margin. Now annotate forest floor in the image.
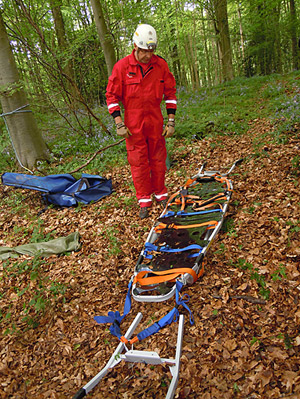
[0,117,300,399]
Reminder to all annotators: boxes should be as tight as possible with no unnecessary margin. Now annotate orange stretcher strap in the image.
[197,258,206,278]
[194,202,223,211]
[184,177,197,188]
[215,176,232,191]
[155,220,218,233]
[133,267,199,286]
[161,189,181,217]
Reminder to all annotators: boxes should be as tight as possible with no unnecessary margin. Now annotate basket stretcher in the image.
[72,159,242,399]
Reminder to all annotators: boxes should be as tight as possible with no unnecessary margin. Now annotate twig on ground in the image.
[69,138,125,174]
[212,294,266,305]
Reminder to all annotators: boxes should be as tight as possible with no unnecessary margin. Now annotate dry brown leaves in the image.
[0,119,299,399]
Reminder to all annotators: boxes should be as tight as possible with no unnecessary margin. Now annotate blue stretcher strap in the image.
[135,281,194,342]
[136,308,179,341]
[162,209,222,218]
[175,281,194,325]
[94,280,133,339]
[144,242,203,259]
[94,280,194,343]
[177,209,223,216]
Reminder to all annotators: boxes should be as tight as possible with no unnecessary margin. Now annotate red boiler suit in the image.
[106,49,177,207]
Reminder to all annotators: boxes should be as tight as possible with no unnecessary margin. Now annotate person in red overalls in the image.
[106,24,177,219]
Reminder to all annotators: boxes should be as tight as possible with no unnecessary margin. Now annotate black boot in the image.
[139,207,149,219]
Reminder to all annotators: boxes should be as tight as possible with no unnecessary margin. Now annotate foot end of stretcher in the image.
[72,312,184,399]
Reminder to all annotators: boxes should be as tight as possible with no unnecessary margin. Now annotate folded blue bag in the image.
[1,172,112,207]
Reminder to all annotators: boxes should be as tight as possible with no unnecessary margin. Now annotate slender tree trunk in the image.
[237,2,245,63]
[0,11,49,170]
[273,3,282,73]
[189,34,200,90]
[290,0,299,70]
[90,0,116,76]
[212,0,234,81]
[49,0,77,99]
[201,4,212,87]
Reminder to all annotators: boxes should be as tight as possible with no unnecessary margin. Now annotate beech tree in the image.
[212,0,234,82]
[0,10,49,170]
[290,0,300,70]
[90,0,116,75]
[49,0,77,100]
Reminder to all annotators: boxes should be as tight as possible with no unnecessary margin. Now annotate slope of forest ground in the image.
[0,76,300,399]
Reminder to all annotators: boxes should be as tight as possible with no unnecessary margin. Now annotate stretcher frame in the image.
[73,313,184,399]
[72,159,242,399]
[132,159,242,303]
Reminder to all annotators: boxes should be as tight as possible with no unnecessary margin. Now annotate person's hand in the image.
[116,122,132,138]
[162,120,175,138]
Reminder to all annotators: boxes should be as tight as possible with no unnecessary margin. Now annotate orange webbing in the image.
[215,176,232,191]
[180,194,201,211]
[120,336,128,344]
[129,336,139,344]
[184,178,197,188]
[120,335,139,345]
[155,220,218,234]
[133,267,199,286]
[193,202,223,211]
[196,258,205,278]
[193,192,227,207]
[161,176,230,217]
[161,189,181,217]
[174,195,199,205]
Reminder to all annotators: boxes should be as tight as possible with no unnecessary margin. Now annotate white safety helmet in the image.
[133,24,157,50]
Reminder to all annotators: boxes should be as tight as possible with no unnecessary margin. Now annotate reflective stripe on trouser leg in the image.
[138,198,152,207]
[155,192,168,201]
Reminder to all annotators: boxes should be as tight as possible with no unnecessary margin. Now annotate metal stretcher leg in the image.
[72,313,184,399]
[72,313,143,399]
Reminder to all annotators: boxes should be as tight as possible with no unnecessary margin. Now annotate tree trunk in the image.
[290,0,299,70]
[201,4,212,87]
[49,0,77,99]
[0,11,49,170]
[273,3,282,74]
[237,2,245,65]
[90,0,116,76]
[213,0,234,81]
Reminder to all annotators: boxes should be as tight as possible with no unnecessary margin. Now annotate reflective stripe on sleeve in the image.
[108,103,119,110]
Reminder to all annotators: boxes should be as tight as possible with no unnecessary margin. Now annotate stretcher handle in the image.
[222,158,243,176]
[72,388,86,399]
[193,158,243,179]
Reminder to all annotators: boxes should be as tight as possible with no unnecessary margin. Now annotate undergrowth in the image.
[0,71,299,176]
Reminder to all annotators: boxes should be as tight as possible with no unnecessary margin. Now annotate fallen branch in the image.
[212,294,266,305]
[69,138,125,174]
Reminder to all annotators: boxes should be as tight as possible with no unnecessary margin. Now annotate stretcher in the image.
[72,159,242,399]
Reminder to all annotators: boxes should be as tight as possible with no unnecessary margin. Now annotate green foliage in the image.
[175,73,299,142]
[222,218,236,237]
[1,72,299,175]
[271,266,287,281]
[100,226,122,257]
[232,259,271,300]
[30,219,55,243]
[291,156,300,176]
[1,256,67,335]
